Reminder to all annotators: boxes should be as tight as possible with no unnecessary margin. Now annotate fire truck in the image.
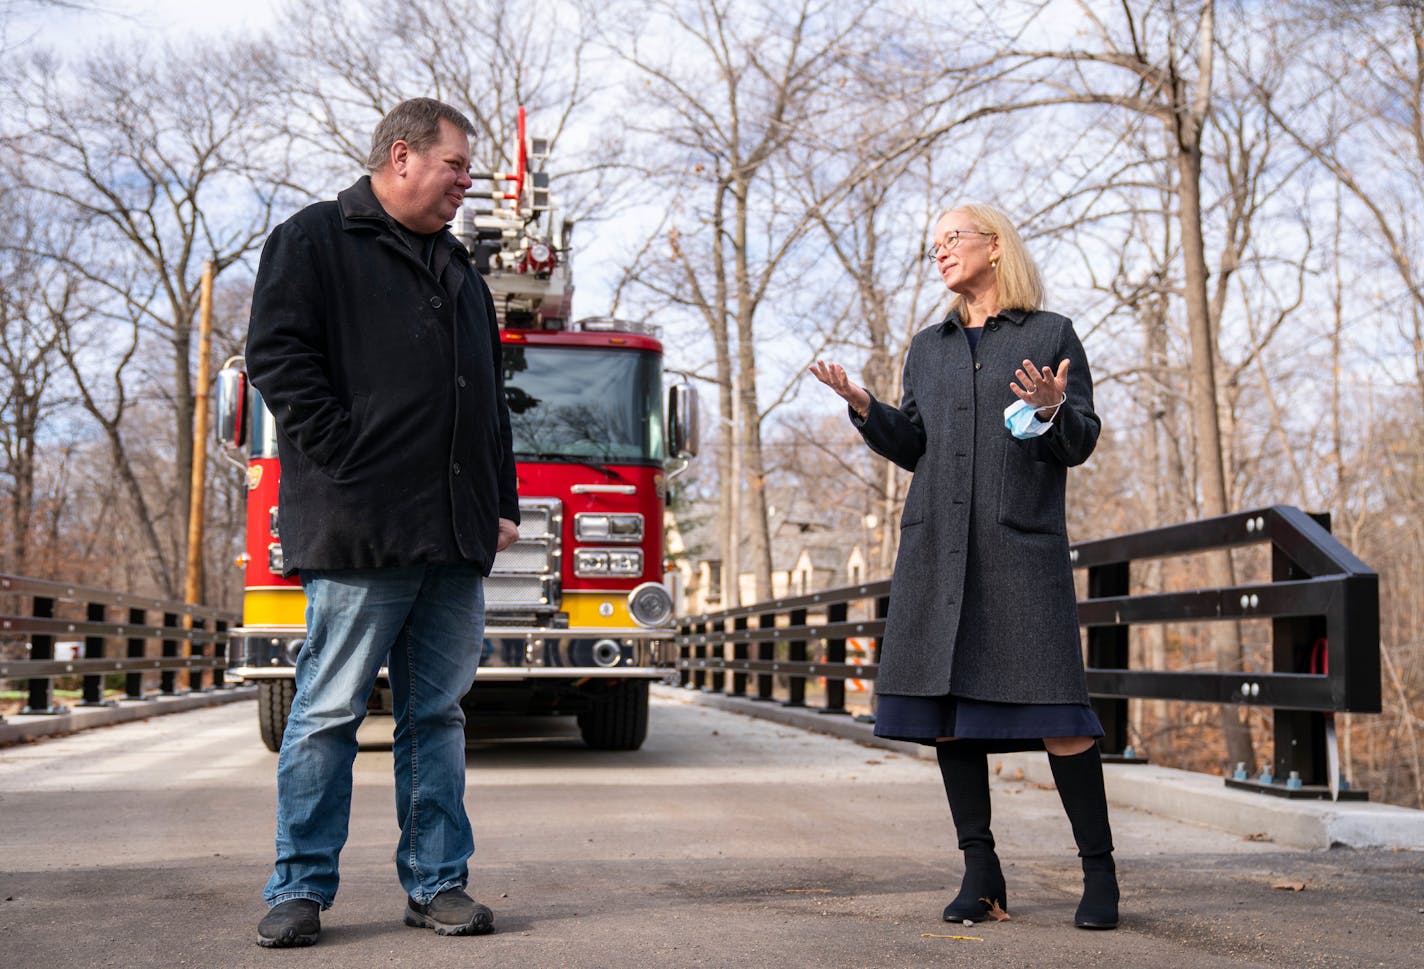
[215,110,698,752]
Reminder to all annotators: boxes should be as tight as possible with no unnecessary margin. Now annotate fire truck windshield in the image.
[503,345,665,464]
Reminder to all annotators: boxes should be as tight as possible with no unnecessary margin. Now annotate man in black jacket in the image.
[247,98,519,948]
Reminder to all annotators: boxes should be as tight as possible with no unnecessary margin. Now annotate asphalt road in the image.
[0,691,1420,969]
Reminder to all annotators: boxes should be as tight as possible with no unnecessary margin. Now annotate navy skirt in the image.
[873,692,1103,752]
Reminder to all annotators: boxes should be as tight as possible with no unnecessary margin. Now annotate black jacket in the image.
[246,177,519,575]
[853,308,1099,702]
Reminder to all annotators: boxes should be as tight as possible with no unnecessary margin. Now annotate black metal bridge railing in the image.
[0,574,241,719]
[675,505,1380,800]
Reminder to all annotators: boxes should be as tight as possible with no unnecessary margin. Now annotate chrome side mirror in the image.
[667,383,699,462]
[215,364,248,450]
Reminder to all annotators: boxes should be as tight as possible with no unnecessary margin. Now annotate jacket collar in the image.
[940,305,1032,330]
[337,176,469,255]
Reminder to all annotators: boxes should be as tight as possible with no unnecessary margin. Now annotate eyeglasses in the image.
[925,230,996,260]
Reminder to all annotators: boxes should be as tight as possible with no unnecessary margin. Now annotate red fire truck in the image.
[215,111,698,752]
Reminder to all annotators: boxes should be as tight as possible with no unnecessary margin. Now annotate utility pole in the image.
[184,259,216,608]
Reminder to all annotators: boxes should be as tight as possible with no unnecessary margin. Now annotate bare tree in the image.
[603,0,904,602]
[0,185,72,574]
[270,0,598,205]
[2,39,286,595]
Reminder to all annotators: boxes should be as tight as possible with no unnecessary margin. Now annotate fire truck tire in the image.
[577,680,649,751]
[258,678,296,753]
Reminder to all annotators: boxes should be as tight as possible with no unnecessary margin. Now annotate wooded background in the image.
[1,0,1420,807]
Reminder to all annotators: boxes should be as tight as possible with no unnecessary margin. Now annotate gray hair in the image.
[366,98,477,173]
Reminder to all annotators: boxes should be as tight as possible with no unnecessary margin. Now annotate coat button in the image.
[974,361,982,371]
[988,321,1000,330]
[452,462,462,475]
[430,296,443,309]
[457,376,467,388]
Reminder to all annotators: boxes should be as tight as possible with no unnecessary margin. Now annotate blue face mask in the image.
[1003,397,1062,440]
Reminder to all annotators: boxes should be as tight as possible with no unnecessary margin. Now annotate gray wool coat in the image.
[853,307,1099,703]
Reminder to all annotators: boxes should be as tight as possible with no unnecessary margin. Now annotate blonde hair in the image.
[938,203,1044,314]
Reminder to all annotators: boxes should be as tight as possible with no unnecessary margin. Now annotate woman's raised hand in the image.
[1010,358,1070,415]
[809,360,871,418]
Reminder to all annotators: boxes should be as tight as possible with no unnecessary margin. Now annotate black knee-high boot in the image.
[936,742,1007,922]
[1048,744,1119,930]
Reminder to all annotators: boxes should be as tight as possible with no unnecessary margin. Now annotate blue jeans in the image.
[263,564,485,910]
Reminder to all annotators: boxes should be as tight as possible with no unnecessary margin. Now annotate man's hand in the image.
[496,517,520,552]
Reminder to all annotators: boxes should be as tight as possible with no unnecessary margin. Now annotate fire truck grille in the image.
[493,540,555,573]
[487,497,561,611]
[518,506,553,536]
[485,574,554,606]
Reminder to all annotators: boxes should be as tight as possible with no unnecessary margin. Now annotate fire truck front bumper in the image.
[226,626,676,681]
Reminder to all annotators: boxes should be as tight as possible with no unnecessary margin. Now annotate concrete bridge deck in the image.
[1,689,1420,968]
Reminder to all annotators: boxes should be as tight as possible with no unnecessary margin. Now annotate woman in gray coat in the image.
[810,203,1118,930]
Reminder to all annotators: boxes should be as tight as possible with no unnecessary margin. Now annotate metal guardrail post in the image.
[821,601,848,715]
[80,601,112,707]
[1086,559,1131,758]
[703,615,723,692]
[725,615,744,696]
[754,609,775,702]
[124,607,148,701]
[785,607,808,708]
[188,616,208,693]
[678,617,692,688]
[690,619,707,691]
[160,611,181,695]
[213,617,229,689]
[1269,512,1331,791]
[23,595,65,715]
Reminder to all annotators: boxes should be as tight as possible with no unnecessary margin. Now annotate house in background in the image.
[665,492,877,617]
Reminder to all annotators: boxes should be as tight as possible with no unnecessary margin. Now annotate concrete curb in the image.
[654,684,1424,852]
[0,686,256,747]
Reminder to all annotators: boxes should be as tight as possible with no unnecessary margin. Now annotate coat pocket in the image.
[318,393,370,482]
[900,477,926,527]
[996,444,1065,535]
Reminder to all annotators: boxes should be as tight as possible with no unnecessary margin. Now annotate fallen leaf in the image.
[784,888,832,894]
[920,933,983,941]
[992,760,1003,775]
[1271,881,1306,892]
[1243,832,1272,842]
[984,898,1012,921]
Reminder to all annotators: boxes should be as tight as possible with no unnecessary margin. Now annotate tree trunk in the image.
[1176,126,1255,773]
[733,179,774,601]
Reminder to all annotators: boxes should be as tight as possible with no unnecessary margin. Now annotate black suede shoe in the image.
[404,887,494,936]
[257,899,321,948]
[942,847,1008,923]
[1074,865,1120,930]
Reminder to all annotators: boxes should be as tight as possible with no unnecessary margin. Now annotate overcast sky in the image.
[15,0,281,44]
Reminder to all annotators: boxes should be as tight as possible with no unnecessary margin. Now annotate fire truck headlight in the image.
[575,549,608,575]
[574,513,643,543]
[628,582,674,628]
[267,542,284,575]
[575,548,642,577]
